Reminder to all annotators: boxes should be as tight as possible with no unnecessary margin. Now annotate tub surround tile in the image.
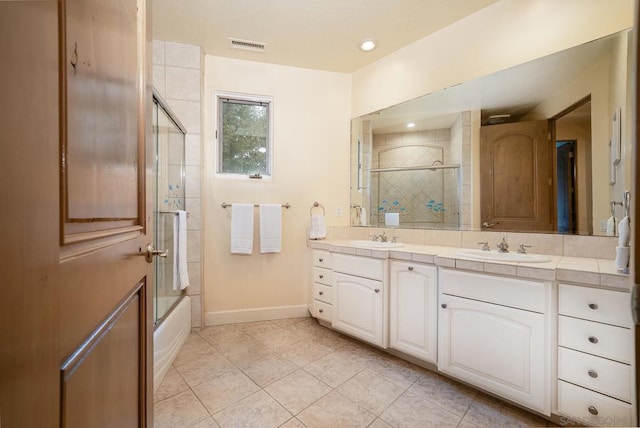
[165,66,201,101]
[165,41,201,69]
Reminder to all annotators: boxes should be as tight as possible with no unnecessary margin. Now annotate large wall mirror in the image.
[350,29,632,236]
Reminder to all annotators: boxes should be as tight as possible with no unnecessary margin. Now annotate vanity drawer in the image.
[332,253,384,280]
[313,283,332,304]
[439,268,546,313]
[559,284,632,327]
[558,380,633,427]
[558,347,632,402]
[313,267,332,286]
[558,316,632,363]
[312,300,332,323]
[313,250,332,268]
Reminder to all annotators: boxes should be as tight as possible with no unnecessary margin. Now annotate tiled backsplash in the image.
[325,227,619,260]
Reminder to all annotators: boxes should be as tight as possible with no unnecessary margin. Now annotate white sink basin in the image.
[349,240,404,249]
[456,249,550,263]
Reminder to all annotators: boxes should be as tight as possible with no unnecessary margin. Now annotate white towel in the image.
[309,214,326,240]
[606,216,617,236]
[173,210,190,290]
[260,204,282,253]
[615,245,630,272]
[360,207,367,226]
[231,204,254,254]
[618,216,630,247]
[385,212,400,226]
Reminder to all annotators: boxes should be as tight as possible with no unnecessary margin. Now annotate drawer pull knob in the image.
[374,288,380,293]
[588,336,599,344]
[588,303,599,310]
[319,258,324,262]
[588,406,599,416]
[441,303,447,309]
[319,291,324,295]
[319,308,324,313]
[319,274,324,279]
[588,370,598,378]
[408,266,414,271]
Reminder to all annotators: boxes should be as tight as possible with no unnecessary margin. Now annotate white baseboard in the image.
[205,304,310,326]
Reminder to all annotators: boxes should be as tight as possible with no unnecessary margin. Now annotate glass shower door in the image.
[152,93,186,325]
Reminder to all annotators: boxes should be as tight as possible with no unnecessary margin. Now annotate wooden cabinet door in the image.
[438,295,549,415]
[389,261,438,363]
[0,0,152,426]
[480,120,554,232]
[333,272,384,347]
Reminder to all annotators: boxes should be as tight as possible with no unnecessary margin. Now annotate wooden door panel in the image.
[62,0,142,238]
[61,285,143,428]
[481,120,553,232]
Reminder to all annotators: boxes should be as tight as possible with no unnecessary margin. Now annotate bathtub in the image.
[153,295,191,393]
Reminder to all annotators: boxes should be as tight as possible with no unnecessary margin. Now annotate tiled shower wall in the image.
[153,40,204,331]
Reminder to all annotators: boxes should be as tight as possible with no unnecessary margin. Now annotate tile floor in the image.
[154,317,556,427]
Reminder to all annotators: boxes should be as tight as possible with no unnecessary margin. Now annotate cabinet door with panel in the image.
[389,261,438,363]
[332,271,385,347]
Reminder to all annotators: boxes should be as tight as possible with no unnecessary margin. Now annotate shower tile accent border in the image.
[154,39,204,330]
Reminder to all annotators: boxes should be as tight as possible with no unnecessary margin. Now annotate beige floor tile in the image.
[368,418,394,428]
[154,389,210,428]
[154,366,190,402]
[462,392,549,427]
[265,369,332,415]
[213,390,292,428]
[303,351,364,388]
[379,390,461,427]
[199,326,253,353]
[336,369,405,416]
[173,332,218,366]
[239,352,298,387]
[309,329,354,350]
[279,417,307,428]
[368,355,425,389]
[408,370,477,417]
[249,325,305,351]
[297,390,376,428]
[271,317,310,328]
[192,416,221,427]
[218,337,272,366]
[192,369,260,414]
[174,351,235,387]
[278,338,333,367]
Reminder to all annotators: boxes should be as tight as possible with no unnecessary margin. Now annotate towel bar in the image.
[221,202,290,209]
[310,201,325,215]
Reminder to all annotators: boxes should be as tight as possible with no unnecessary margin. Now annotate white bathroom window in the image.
[216,93,273,177]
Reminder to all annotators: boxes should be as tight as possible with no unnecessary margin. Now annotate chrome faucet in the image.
[496,237,509,253]
[371,231,388,242]
[478,241,490,251]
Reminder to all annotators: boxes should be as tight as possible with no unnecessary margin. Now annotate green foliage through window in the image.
[218,96,271,175]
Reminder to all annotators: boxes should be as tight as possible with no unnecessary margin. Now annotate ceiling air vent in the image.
[228,38,267,53]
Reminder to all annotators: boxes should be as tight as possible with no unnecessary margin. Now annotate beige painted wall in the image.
[203,56,351,320]
[351,0,634,118]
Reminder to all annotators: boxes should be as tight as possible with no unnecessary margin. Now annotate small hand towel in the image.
[360,207,367,226]
[173,210,190,290]
[615,245,630,272]
[618,216,630,247]
[260,204,282,253]
[385,212,400,226]
[309,214,326,240]
[231,204,254,254]
[606,216,617,236]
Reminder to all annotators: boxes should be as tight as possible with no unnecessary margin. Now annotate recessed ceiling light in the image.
[407,122,416,128]
[359,39,377,52]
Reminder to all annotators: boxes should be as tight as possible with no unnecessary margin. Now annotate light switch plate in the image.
[335,207,342,217]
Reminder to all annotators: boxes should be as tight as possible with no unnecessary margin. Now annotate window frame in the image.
[215,91,274,179]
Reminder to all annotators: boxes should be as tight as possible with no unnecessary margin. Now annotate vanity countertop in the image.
[308,239,630,292]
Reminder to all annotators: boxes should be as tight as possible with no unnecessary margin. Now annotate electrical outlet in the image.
[335,207,342,217]
[600,220,608,233]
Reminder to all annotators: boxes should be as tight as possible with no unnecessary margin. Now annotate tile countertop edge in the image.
[307,239,631,292]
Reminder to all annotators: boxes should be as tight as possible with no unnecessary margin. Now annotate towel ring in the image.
[310,201,325,216]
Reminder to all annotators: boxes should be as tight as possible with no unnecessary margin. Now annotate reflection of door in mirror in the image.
[480,120,554,232]
[553,99,593,235]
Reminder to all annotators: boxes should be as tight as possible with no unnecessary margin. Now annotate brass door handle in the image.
[140,244,168,263]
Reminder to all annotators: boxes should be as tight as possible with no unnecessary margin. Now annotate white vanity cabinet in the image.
[332,253,387,348]
[389,261,438,363]
[438,269,551,415]
[557,283,634,427]
[310,250,332,323]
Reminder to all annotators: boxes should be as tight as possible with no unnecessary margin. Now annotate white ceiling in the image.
[152,0,499,73]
